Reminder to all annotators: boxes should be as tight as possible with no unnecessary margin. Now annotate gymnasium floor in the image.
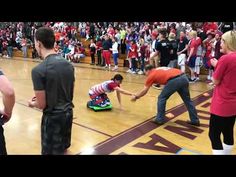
[1,57,235,155]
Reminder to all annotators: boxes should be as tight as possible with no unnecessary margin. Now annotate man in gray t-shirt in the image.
[28,27,75,155]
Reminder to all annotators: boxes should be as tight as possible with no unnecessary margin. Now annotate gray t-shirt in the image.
[31,54,74,114]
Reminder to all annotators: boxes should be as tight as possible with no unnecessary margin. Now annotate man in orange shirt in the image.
[131,64,200,126]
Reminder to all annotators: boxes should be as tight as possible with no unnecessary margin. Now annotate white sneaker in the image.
[138,70,144,75]
[126,69,132,73]
[132,71,136,74]
[112,67,118,71]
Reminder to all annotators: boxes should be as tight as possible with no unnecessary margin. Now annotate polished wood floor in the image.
[1,57,235,155]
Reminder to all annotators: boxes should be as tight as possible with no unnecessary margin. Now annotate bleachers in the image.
[10,34,208,75]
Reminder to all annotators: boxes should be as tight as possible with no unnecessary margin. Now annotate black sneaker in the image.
[152,118,165,125]
[189,78,196,83]
[152,84,162,89]
[186,120,200,126]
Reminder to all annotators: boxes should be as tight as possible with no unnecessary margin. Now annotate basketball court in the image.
[1,57,235,155]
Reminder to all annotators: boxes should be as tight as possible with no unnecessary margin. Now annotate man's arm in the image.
[28,90,46,110]
[29,67,46,110]
[131,85,150,101]
[0,74,15,119]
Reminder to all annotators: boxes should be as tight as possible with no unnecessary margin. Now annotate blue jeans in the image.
[140,57,145,71]
[131,57,137,72]
[113,53,119,66]
[7,46,13,58]
[22,46,27,58]
[155,74,198,123]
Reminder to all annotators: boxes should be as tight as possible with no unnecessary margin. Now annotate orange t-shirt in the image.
[145,67,182,87]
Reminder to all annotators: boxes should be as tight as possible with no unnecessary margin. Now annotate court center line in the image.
[9,97,113,138]
[73,122,112,137]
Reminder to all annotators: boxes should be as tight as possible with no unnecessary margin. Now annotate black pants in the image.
[131,57,137,72]
[209,113,236,149]
[121,40,126,54]
[97,50,101,65]
[91,54,95,64]
[0,125,7,155]
[41,109,73,155]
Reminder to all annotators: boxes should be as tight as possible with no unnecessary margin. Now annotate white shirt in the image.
[111,42,118,54]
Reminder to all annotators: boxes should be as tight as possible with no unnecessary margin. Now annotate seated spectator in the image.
[71,43,85,63]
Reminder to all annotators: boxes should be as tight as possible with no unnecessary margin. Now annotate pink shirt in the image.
[210,52,236,116]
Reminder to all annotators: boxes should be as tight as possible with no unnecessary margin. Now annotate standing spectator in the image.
[186,31,201,82]
[149,31,159,68]
[21,36,28,58]
[176,22,186,39]
[120,27,126,54]
[102,34,112,69]
[95,38,102,65]
[168,32,178,68]
[177,31,189,73]
[128,40,138,74]
[154,28,172,67]
[0,69,15,155]
[6,37,13,58]
[209,30,236,155]
[115,28,121,52]
[213,31,223,60]
[89,23,95,39]
[203,33,215,82]
[89,39,96,65]
[28,27,75,155]
[110,37,119,71]
[138,37,146,75]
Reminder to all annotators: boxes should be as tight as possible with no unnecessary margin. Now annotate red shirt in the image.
[145,67,182,86]
[128,43,138,58]
[96,41,102,49]
[210,52,236,116]
[188,37,201,57]
[203,22,218,34]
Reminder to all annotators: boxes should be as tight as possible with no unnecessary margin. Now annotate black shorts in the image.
[0,125,7,155]
[41,109,73,155]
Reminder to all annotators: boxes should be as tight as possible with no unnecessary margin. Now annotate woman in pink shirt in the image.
[209,30,236,155]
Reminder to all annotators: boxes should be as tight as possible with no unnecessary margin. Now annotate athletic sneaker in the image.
[152,84,162,89]
[138,70,144,75]
[186,120,200,126]
[152,118,165,125]
[189,78,196,83]
[126,69,132,73]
